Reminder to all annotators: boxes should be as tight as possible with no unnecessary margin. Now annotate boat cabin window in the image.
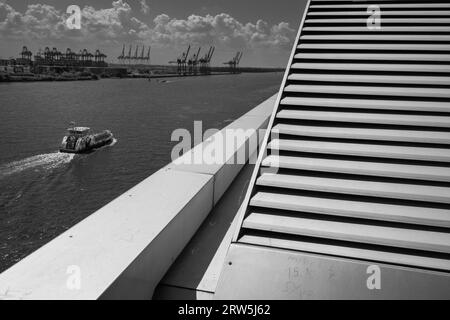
[68,128,90,137]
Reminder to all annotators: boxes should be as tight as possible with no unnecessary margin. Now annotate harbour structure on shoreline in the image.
[199,46,215,75]
[169,45,191,75]
[0,46,131,81]
[18,46,33,65]
[0,46,108,80]
[3,44,231,78]
[8,46,108,68]
[117,44,151,65]
[33,47,107,67]
[169,45,215,76]
[223,52,243,74]
[187,47,202,75]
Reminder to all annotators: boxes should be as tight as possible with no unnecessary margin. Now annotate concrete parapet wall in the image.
[0,94,277,300]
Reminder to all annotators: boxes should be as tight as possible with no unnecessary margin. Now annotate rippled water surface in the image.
[0,73,283,272]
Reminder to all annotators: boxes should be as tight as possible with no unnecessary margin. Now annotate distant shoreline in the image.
[107,64,286,73]
[0,69,283,83]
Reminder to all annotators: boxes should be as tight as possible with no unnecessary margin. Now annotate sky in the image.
[0,0,308,67]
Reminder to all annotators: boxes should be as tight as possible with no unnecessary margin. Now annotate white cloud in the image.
[0,2,66,40]
[147,13,295,50]
[139,0,150,15]
[0,1,296,65]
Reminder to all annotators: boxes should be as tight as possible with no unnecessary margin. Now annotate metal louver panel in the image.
[226,0,450,281]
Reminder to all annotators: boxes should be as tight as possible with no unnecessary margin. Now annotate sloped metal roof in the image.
[216,0,450,299]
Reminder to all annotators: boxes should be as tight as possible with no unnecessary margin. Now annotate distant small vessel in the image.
[60,126,114,154]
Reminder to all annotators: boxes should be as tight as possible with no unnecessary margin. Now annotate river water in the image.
[0,73,283,272]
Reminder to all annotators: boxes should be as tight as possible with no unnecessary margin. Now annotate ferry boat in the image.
[60,126,114,154]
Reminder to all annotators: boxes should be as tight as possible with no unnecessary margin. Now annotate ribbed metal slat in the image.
[304,26,450,32]
[277,110,450,127]
[300,34,450,41]
[309,3,450,9]
[250,192,450,228]
[284,84,450,98]
[268,139,450,162]
[292,63,450,73]
[262,155,450,182]
[232,0,450,276]
[288,74,450,86]
[306,18,450,24]
[280,97,450,112]
[243,213,450,254]
[273,124,450,144]
[298,43,450,51]
[257,174,450,204]
[308,10,450,16]
[295,53,450,61]
[238,235,450,272]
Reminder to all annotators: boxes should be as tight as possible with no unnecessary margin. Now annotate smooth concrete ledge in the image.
[154,163,256,300]
[0,94,277,300]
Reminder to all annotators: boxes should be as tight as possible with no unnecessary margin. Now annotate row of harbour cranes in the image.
[170,46,250,76]
[169,45,215,75]
[25,46,107,66]
[117,45,151,65]
[115,43,242,76]
[223,52,243,74]
[169,46,242,75]
[184,46,215,75]
[17,44,243,73]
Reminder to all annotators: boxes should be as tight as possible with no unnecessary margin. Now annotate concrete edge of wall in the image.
[0,94,277,300]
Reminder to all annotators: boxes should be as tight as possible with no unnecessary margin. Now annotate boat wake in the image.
[0,152,75,178]
[108,138,118,148]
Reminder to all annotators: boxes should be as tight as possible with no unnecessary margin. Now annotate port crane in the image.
[82,49,93,65]
[169,45,191,75]
[133,45,139,63]
[188,47,201,75]
[146,46,151,65]
[199,46,215,75]
[125,45,132,65]
[224,52,243,74]
[20,46,33,64]
[118,44,126,64]
[140,46,151,65]
[94,50,106,64]
[65,48,75,64]
[139,46,145,64]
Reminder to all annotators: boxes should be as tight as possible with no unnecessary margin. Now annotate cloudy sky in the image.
[0,0,307,67]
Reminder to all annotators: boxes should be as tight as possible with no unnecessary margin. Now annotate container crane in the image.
[140,46,146,64]
[118,44,125,64]
[169,45,191,75]
[199,46,215,75]
[188,47,201,75]
[223,51,243,74]
[125,45,132,65]
[145,47,151,65]
[133,45,139,64]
